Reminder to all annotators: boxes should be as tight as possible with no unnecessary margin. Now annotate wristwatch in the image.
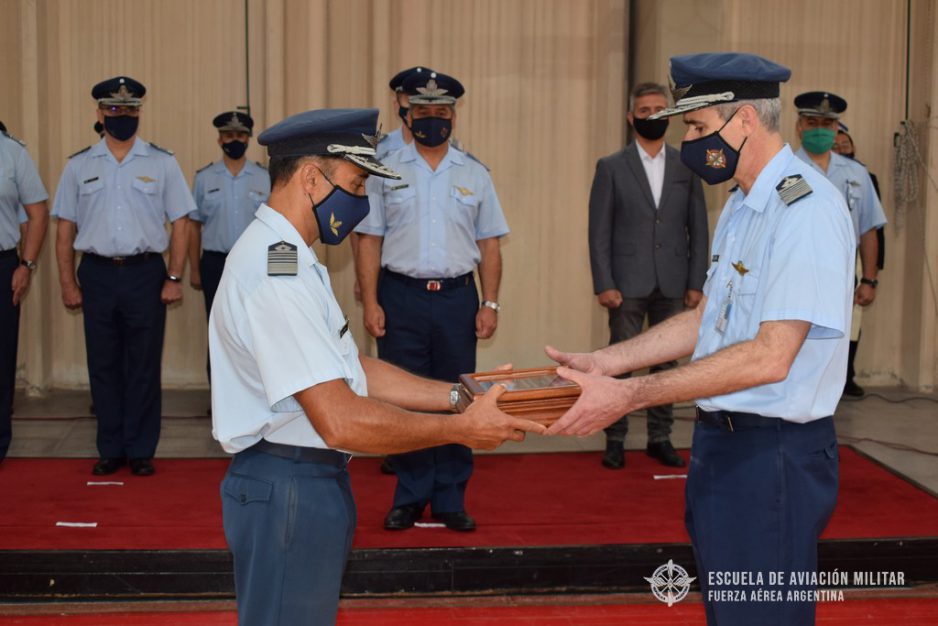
[20,259,37,271]
[481,300,500,312]
[860,278,878,288]
[449,383,462,412]
[166,274,182,283]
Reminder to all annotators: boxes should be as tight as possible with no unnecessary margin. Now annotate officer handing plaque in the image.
[456,367,581,425]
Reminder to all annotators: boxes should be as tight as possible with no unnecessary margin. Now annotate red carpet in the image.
[0,597,937,625]
[1,447,936,551]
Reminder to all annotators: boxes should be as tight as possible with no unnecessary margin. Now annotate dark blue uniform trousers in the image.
[0,253,20,460]
[378,272,478,514]
[685,416,839,625]
[199,250,227,380]
[77,254,166,459]
[222,447,355,626]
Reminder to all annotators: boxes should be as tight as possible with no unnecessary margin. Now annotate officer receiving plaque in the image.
[456,367,581,425]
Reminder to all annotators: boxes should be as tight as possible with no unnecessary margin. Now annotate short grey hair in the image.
[629,82,668,111]
[712,98,782,132]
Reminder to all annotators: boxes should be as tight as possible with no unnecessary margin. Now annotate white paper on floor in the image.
[56,522,98,528]
[87,481,124,486]
[653,474,688,480]
[414,522,446,528]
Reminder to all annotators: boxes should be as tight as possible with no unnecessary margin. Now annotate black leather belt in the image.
[695,407,779,432]
[250,439,350,467]
[202,250,228,258]
[383,269,472,292]
[84,252,154,266]
[0,249,18,260]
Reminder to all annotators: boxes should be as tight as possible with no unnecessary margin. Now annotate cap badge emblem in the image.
[417,78,449,98]
[110,84,135,101]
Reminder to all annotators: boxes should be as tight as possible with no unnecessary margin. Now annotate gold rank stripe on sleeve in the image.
[776,174,813,205]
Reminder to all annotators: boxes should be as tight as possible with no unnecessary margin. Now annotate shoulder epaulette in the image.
[2,131,26,147]
[196,162,213,174]
[776,174,813,206]
[255,160,267,170]
[68,145,92,159]
[148,142,174,155]
[464,150,490,172]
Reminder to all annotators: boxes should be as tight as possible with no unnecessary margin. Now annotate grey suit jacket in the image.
[588,142,708,299]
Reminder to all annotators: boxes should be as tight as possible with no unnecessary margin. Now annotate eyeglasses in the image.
[99,105,141,116]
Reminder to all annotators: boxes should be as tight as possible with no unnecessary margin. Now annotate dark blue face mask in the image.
[222,140,248,160]
[410,116,452,147]
[103,115,139,142]
[310,170,370,245]
[679,108,747,185]
[398,105,409,124]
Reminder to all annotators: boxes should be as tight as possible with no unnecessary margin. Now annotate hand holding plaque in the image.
[455,366,582,426]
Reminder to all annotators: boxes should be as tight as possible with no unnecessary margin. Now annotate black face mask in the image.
[842,152,855,160]
[222,140,248,160]
[632,116,669,140]
[409,116,452,147]
[104,115,139,142]
[398,105,409,124]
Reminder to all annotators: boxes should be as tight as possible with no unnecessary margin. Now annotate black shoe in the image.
[383,505,423,530]
[129,458,155,476]
[92,458,125,475]
[433,511,476,532]
[646,441,686,467]
[843,380,865,397]
[601,441,625,470]
[379,458,395,475]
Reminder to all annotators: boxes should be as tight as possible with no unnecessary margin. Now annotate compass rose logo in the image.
[644,559,696,606]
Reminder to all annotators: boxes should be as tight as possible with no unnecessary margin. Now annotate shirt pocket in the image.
[132,177,160,195]
[450,185,480,215]
[248,189,268,206]
[736,266,760,295]
[79,177,105,196]
[384,185,416,227]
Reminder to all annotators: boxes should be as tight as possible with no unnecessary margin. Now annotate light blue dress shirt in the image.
[795,146,887,245]
[52,138,195,256]
[356,142,509,278]
[191,159,270,253]
[209,204,367,453]
[693,145,855,422]
[0,134,48,250]
[376,127,406,160]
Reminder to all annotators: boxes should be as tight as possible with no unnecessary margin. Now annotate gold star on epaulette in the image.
[417,78,449,98]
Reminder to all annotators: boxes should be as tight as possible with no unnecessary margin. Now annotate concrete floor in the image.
[6,387,938,492]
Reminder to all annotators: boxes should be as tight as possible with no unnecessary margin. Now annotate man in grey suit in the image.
[587,82,708,469]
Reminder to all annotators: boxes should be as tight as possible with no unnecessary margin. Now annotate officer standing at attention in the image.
[793,92,886,397]
[188,111,269,378]
[355,71,509,532]
[0,123,49,463]
[53,76,195,477]
[376,66,431,159]
[546,53,854,625]
[210,108,542,626]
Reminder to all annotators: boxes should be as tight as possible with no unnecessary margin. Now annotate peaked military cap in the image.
[794,91,847,119]
[404,71,465,105]
[389,66,433,92]
[650,52,791,119]
[92,76,146,106]
[213,111,254,134]
[257,108,400,179]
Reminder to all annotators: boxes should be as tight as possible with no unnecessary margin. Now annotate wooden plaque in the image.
[455,366,580,426]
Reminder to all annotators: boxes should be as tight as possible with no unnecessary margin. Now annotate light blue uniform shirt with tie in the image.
[191,159,270,253]
[209,204,367,453]
[0,133,48,250]
[795,146,887,245]
[693,145,855,422]
[356,142,509,278]
[375,127,406,160]
[52,138,195,256]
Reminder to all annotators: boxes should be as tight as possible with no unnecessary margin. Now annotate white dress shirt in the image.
[637,141,666,208]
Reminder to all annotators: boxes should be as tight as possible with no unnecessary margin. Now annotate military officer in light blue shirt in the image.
[210,108,541,626]
[188,111,269,381]
[546,53,854,626]
[52,76,195,477]
[356,70,509,533]
[0,126,49,462]
[375,66,431,160]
